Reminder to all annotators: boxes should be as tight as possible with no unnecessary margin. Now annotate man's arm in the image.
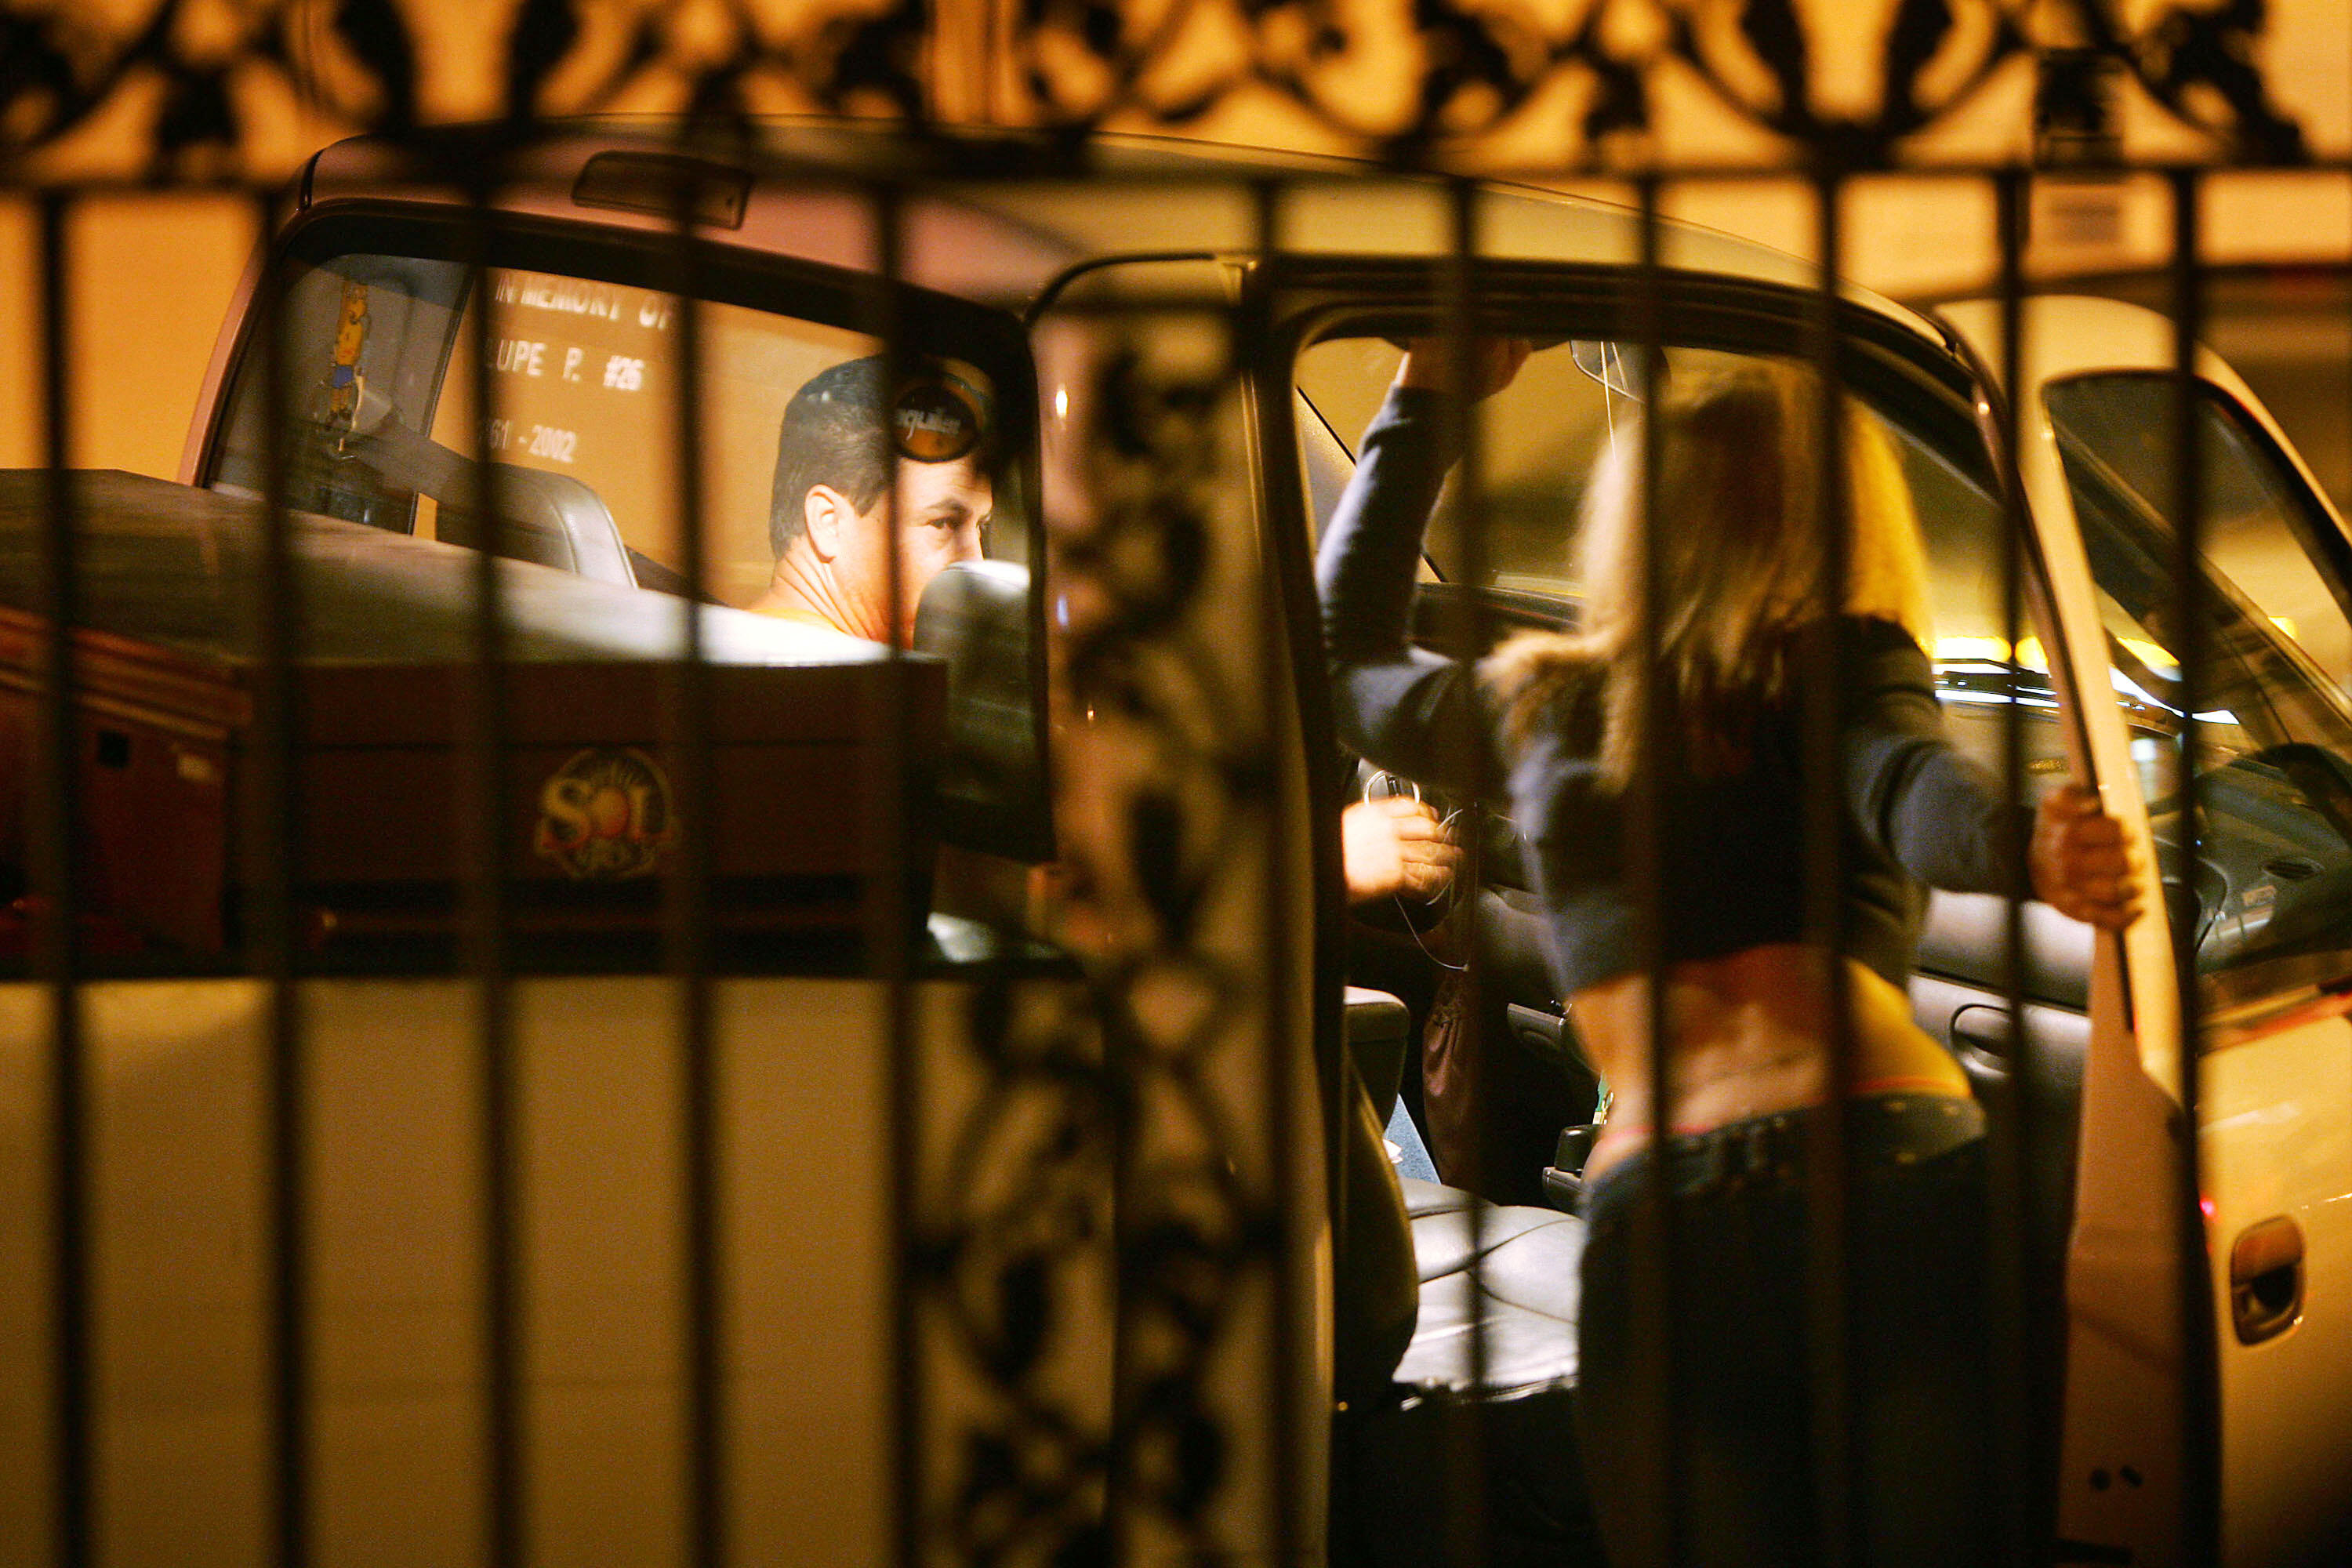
[1342,796,1460,903]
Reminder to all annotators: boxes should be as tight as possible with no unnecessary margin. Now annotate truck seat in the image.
[1393,1178,1582,1393]
[1331,988,1602,1565]
[434,463,639,586]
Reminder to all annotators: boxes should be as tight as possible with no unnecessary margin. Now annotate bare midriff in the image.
[1575,942,1972,1186]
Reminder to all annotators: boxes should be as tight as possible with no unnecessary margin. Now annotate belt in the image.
[1588,1092,1985,1208]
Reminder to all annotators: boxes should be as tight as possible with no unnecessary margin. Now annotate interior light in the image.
[572,151,751,230]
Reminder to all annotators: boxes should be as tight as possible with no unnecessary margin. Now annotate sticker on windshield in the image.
[533,747,677,880]
[328,278,368,419]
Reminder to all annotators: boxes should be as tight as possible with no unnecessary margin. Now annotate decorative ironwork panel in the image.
[0,0,2320,177]
[928,306,1312,1563]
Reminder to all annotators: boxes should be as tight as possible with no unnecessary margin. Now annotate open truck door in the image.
[1944,295,2352,1568]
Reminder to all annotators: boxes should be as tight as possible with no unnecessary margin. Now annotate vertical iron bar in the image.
[1628,171,1682,1566]
[864,181,924,1568]
[459,176,524,1568]
[2165,165,2222,1568]
[248,187,311,1568]
[1987,165,2039,1567]
[1435,172,1491,1568]
[662,179,724,1568]
[1248,176,1305,1568]
[1800,163,1856,1568]
[1100,256,1142,1551]
[33,187,91,1568]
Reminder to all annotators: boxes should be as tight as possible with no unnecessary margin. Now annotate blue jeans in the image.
[1574,1096,1992,1567]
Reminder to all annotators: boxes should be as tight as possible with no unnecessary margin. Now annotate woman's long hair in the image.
[1485,358,1929,787]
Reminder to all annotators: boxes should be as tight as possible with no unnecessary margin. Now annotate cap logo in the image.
[533,747,677,880]
[893,378,983,463]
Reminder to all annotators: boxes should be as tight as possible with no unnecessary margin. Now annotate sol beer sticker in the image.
[533,747,677,880]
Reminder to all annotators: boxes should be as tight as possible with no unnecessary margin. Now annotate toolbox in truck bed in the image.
[0,470,942,970]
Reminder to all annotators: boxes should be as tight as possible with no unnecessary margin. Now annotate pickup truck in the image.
[2,123,2348,1567]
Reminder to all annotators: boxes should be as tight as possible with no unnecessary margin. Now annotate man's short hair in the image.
[768,356,895,560]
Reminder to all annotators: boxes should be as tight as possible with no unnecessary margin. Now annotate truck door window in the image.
[1294,336,2016,668]
[2047,372,2352,1001]
[1298,332,2050,1010]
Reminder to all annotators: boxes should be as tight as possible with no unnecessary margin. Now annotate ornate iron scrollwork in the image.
[902,324,1286,1562]
[966,331,1279,1559]
[0,0,2314,175]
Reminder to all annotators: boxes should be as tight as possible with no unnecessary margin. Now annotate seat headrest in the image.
[475,465,638,586]
[912,560,1050,862]
[343,408,637,589]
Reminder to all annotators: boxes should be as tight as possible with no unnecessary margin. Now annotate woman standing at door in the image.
[1316,339,2140,1566]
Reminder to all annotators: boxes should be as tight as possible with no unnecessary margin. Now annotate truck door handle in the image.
[2230,1215,2305,1345]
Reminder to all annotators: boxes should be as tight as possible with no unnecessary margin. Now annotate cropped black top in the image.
[1316,385,2023,995]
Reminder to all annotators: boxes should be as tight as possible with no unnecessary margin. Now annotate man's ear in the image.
[803,485,851,562]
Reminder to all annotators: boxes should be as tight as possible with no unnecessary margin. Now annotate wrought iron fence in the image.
[2,3,2348,1567]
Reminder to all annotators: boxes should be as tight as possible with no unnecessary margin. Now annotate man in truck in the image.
[746,354,995,644]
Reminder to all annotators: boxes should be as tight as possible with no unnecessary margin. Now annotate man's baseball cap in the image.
[790,355,993,464]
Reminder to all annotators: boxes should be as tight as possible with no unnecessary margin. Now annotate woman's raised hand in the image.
[1397,336,1531,400]
[2030,783,2144,931]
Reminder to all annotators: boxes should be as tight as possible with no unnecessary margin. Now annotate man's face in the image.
[829,452,992,642]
